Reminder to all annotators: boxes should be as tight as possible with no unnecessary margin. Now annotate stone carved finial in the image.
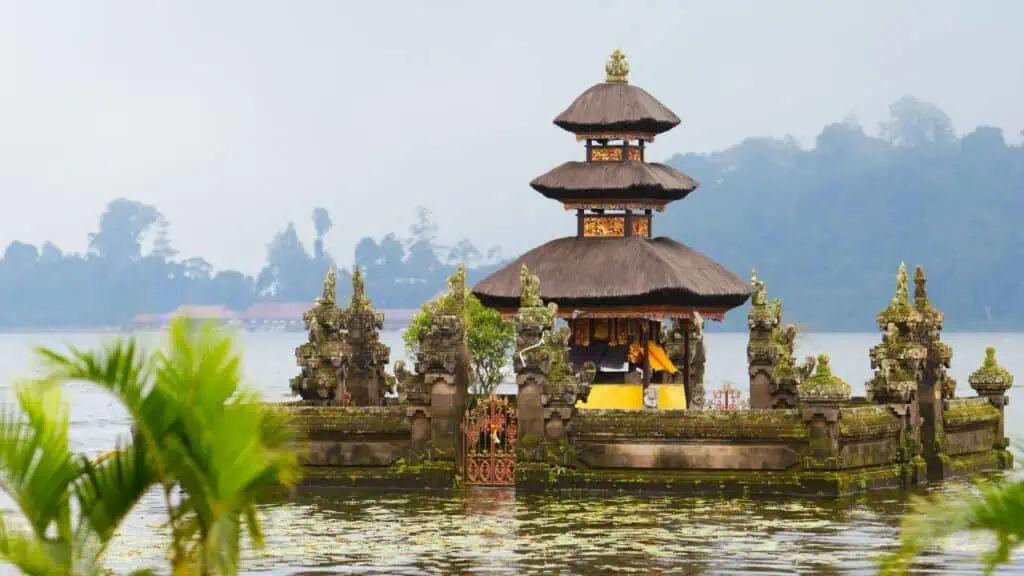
[751,269,767,306]
[894,262,909,305]
[323,268,337,305]
[450,263,466,310]
[605,48,630,84]
[800,354,851,403]
[969,347,1014,399]
[350,266,369,310]
[520,264,544,309]
[914,265,928,304]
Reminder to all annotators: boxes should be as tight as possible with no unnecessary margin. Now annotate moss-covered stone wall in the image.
[837,405,904,441]
[571,409,808,442]
[943,397,1000,429]
[272,403,411,439]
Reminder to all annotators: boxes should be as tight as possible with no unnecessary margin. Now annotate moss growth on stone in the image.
[943,397,1001,429]
[799,354,851,401]
[516,461,911,497]
[838,406,903,439]
[572,409,808,441]
[938,450,1012,477]
[299,461,455,490]
[271,404,410,435]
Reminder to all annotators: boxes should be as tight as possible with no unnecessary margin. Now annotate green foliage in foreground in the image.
[0,317,302,575]
[880,441,1023,575]
[403,290,515,397]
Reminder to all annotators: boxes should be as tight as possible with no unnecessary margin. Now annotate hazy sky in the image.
[2,1,1022,274]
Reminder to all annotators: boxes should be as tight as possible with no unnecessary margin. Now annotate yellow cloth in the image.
[647,342,678,374]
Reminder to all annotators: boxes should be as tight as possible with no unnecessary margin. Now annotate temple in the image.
[472,50,751,410]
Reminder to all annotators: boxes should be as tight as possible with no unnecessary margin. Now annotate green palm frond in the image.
[21,316,302,575]
[0,383,80,540]
[73,438,157,553]
[0,514,67,576]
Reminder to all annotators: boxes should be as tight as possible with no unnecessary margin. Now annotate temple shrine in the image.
[473,50,751,410]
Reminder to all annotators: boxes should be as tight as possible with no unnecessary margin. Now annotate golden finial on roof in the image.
[605,49,629,83]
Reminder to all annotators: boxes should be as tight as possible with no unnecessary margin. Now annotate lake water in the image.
[0,331,1021,575]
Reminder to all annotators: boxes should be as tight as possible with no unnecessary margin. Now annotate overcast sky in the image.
[1,1,1022,274]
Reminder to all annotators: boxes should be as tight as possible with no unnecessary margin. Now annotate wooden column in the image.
[641,321,651,388]
[576,209,585,238]
[682,317,690,395]
[624,209,634,237]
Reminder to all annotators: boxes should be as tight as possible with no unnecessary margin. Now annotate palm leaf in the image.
[0,383,80,540]
[0,514,68,576]
[73,437,158,559]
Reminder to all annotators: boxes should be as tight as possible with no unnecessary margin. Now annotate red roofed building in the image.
[238,302,310,331]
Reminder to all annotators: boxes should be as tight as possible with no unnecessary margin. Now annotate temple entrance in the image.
[461,395,518,487]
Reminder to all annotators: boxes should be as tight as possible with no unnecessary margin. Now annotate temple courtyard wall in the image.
[271,394,1010,496]
[272,263,1013,497]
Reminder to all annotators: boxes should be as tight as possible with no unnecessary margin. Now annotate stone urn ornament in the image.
[969,347,1013,403]
[799,354,851,405]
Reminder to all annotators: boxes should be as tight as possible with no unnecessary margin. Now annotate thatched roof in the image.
[531,161,699,203]
[554,83,681,136]
[472,236,751,311]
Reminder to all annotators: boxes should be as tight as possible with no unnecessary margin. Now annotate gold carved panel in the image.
[590,147,623,162]
[632,216,650,237]
[589,146,642,162]
[583,216,625,237]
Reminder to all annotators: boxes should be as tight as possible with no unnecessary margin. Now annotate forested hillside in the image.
[662,97,1024,331]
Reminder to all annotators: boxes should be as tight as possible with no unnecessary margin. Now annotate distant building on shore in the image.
[237,302,309,331]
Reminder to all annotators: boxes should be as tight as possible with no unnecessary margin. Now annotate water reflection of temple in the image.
[473,50,751,410]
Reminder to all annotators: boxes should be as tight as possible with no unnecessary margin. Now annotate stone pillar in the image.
[799,354,851,472]
[512,266,553,459]
[513,265,592,459]
[395,360,431,455]
[969,347,1014,466]
[665,316,707,410]
[395,266,470,462]
[747,270,780,409]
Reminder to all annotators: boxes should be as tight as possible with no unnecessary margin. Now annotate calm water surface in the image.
[0,331,1021,575]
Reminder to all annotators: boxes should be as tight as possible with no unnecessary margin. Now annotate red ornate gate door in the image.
[461,395,518,486]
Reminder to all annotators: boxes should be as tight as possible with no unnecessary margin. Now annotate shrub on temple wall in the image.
[403,290,515,397]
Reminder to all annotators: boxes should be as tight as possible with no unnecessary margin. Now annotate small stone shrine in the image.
[866,263,928,404]
[290,268,392,406]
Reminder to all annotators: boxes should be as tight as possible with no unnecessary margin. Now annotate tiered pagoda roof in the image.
[472,50,751,320]
[530,160,699,206]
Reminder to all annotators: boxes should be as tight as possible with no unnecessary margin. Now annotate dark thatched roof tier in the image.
[553,83,681,136]
[471,236,752,312]
[530,161,699,203]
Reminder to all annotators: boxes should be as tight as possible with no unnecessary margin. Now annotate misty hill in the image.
[661,97,1024,331]
[0,96,1021,331]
